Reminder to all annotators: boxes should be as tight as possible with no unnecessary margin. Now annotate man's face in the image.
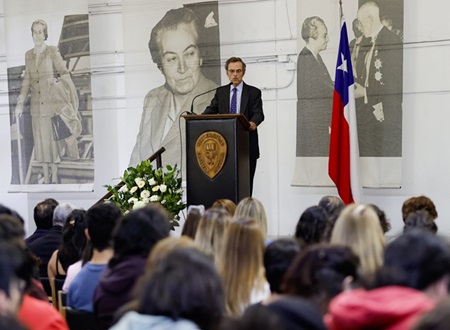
[159,25,202,95]
[226,61,245,87]
[357,11,372,37]
[311,23,329,53]
[32,24,45,47]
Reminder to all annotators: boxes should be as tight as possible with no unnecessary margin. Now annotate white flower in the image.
[130,186,138,194]
[150,195,160,202]
[161,200,166,205]
[119,185,128,193]
[137,181,146,189]
[128,197,138,204]
[135,177,143,185]
[152,185,160,192]
[142,198,150,204]
[140,190,150,199]
[148,178,156,186]
[160,184,167,193]
[133,201,146,210]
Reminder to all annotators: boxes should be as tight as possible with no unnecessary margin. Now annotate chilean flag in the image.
[328,21,361,204]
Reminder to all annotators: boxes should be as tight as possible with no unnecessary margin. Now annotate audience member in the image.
[318,195,344,219]
[212,199,237,216]
[368,204,391,234]
[262,238,300,304]
[29,203,76,276]
[219,217,270,316]
[402,195,438,222]
[413,297,450,330]
[111,248,224,330]
[404,210,437,234]
[67,203,121,312]
[25,199,58,246]
[93,204,170,330]
[330,204,385,280]
[235,197,268,238]
[181,205,204,239]
[282,244,359,314]
[294,206,328,248]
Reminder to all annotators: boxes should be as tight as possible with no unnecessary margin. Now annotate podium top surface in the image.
[182,113,250,129]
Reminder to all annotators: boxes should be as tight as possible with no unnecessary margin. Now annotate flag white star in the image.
[337,53,347,73]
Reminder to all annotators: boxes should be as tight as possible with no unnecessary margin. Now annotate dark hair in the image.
[222,303,285,330]
[403,210,437,234]
[57,209,87,271]
[31,19,48,40]
[264,238,300,293]
[0,204,25,226]
[137,248,224,330]
[0,215,25,243]
[295,206,329,247]
[412,297,450,330]
[301,16,326,42]
[401,195,438,222]
[181,207,202,239]
[376,229,450,291]
[225,57,246,72]
[368,204,391,233]
[33,199,58,229]
[149,7,200,68]
[318,196,344,218]
[282,244,359,314]
[0,242,24,297]
[86,203,122,252]
[109,205,170,268]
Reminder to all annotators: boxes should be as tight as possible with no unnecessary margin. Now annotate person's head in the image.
[0,215,25,247]
[85,203,122,252]
[225,57,246,87]
[52,203,76,227]
[220,217,265,316]
[235,197,268,236]
[368,204,391,234]
[33,198,58,230]
[58,209,87,269]
[0,205,24,226]
[402,195,438,222]
[149,7,203,95]
[403,210,437,234]
[377,229,450,301]
[413,297,450,330]
[318,196,344,219]
[352,18,363,38]
[194,208,231,264]
[282,244,359,314]
[31,19,48,47]
[295,206,329,247]
[357,1,382,38]
[264,238,300,294]
[137,248,225,330]
[330,204,385,279]
[181,205,204,239]
[109,204,170,268]
[212,199,237,216]
[301,16,329,53]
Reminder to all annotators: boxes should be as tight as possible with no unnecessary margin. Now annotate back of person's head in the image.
[295,206,329,247]
[52,203,76,227]
[235,197,268,236]
[212,199,236,216]
[330,204,385,279]
[413,297,450,330]
[318,196,344,219]
[403,210,437,234]
[368,204,391,234]
[402,195,438,222]
[181,205,204,239]
[58,209,87,269]
[221,303,286,330]
[86,203,122,252]
[137,248,224,330]
[0,205,24,226]
[264,238,300,293]
[282,244,359,314]
[33,198,58,229]
[0,215,25,245]
[110,204,170,268]
[376,229,450,292]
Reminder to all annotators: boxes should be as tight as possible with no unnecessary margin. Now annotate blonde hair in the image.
[235,197,268,236]
[330,204,385,279]
[146,236,197,272]
[219,217,266,316]
[194,208,231,266]
[212,199,236,216]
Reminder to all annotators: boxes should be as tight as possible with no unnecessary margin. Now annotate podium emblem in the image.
[195,131,227,179]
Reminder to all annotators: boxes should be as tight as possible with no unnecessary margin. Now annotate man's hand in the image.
[354,82,366,99]
[15,104,23,116]
[249,121,257,131]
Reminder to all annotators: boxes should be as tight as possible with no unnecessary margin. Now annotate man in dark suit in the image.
[203,57,264,195]
[25,198,58,246]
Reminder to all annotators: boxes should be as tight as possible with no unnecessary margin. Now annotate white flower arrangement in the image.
[105,160,185,229]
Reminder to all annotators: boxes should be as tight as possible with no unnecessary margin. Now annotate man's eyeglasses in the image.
[228,69,243,74]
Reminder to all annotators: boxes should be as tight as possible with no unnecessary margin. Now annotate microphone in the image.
[189,87,217,114]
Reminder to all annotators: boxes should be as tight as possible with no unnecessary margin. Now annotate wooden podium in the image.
[184,114,251,208]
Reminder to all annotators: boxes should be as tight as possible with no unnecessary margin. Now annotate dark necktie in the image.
[230,87,237,114]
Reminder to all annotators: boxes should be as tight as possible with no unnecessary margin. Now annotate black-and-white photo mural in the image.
[292,0,403,188]
[6,0,93,192]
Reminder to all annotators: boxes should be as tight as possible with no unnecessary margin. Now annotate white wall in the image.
[0,0,449,238]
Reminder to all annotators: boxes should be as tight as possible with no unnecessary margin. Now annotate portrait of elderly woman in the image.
[15,19,81,184]
[130,6,220,171]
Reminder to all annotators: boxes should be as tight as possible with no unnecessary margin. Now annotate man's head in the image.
[357,1,382,38]
[52,203,76,227]
[402,195,438,222]
[225,57,246,87]
[301,16,329,54]
[149,7,203,95]
[86,203,122,252]
[33,198,58,230]
[352,18,363,39]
